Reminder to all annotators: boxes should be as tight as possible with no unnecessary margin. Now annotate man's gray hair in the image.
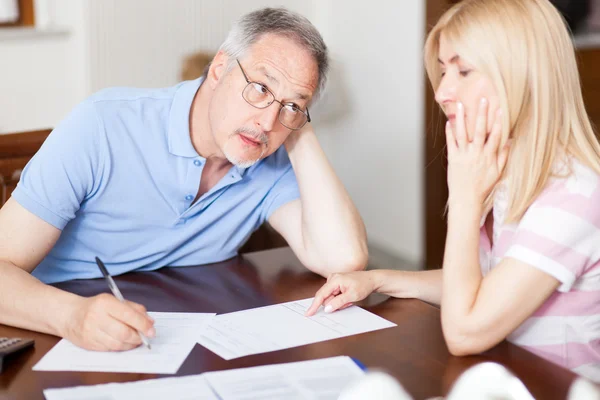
[218,7,329,101]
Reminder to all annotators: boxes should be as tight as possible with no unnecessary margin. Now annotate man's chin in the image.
[223,150,263,169]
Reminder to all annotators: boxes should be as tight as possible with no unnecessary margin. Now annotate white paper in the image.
[197,298,396,360]
[34,312,215,374]
[43,374,218,400]
[43,356,364,400]
[205,356,365,400]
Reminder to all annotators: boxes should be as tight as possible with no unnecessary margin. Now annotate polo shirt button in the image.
[185,194,193,201]
[194,160,201,166]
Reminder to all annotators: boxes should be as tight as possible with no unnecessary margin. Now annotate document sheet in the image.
[197,298,396,360]
[34,312,215,374]
[43,356,364,400]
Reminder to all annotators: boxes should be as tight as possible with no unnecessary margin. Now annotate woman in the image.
[306,0,600,382]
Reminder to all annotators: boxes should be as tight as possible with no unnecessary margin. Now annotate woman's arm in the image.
[305,268,443,316]
[441,200,559,355]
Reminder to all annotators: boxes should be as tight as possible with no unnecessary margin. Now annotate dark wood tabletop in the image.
[0,247,578,400]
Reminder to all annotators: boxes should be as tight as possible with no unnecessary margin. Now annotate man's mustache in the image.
[233,128,268,145]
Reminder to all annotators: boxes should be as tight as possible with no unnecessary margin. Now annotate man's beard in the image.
[222,128,268,168]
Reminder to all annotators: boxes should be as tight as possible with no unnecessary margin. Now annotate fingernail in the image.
[457,102,463,109]
[480,98,487,105]
[324,305,333,313]
[147,327,156,337]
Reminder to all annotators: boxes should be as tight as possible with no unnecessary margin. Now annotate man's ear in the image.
[206,50,229,89]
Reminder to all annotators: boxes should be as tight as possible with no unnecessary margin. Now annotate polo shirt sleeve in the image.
[11,100,105,230]
[504,184,600,292]
[260,165,300,223]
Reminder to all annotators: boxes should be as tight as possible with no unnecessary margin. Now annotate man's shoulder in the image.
[88,82,186,106]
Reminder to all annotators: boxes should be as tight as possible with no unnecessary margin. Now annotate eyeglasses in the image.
[236,59,311,131]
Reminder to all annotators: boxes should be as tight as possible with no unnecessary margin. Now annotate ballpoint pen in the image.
[94,257,152,350]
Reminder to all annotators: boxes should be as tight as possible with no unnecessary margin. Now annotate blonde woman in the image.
[306,0,600,381]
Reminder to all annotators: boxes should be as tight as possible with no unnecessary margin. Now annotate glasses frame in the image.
[236,59,311,131]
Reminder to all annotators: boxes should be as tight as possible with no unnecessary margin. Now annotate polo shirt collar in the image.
[168,77,251,177]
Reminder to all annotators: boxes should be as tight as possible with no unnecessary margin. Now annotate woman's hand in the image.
[304,271,379,316]
[446,99,509,207]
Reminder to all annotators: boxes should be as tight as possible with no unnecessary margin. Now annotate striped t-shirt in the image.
[479,159,600,382]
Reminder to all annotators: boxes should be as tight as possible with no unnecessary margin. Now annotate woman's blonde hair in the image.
[424,0,600,222]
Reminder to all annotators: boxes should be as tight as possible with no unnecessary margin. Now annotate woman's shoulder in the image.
[532,157,600,221]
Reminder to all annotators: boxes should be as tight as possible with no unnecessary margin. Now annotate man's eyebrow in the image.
[437,55,460,65]
[257,66,279,85]
[256,66,310,102]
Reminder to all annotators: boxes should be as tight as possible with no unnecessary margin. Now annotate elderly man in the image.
[0,8,367,351]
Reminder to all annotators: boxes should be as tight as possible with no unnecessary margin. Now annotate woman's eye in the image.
[460,70,471,77]
[441,71,446,78]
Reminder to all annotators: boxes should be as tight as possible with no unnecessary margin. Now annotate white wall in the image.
[86,0,315,91]
[0,0,424,265]
[313,1,425,264]
[0,0,88,134]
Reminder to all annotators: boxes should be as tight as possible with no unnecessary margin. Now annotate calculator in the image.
[0,337,35,373]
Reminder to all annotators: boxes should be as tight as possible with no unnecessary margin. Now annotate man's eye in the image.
[252,83,268,94]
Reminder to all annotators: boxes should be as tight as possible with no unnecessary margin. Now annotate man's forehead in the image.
[243,35,319,98]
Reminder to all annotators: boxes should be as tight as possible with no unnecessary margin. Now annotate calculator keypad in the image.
[0,338,21,349]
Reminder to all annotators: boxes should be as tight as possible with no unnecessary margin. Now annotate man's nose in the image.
[255,102,281,132]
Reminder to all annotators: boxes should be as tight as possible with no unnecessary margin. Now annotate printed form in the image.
[197,298,396,360]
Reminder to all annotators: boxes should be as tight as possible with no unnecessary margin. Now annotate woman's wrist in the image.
[368,269,387,294]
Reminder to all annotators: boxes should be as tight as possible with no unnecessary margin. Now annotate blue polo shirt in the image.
[12,78,300,283]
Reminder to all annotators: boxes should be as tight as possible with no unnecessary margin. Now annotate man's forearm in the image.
[285,130,368,273]
[0,261,81,336]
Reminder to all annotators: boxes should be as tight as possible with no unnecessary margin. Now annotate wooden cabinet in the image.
[0,129,50,206]
[578,48,600,140]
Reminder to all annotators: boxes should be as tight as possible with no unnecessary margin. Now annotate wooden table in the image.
[0,247,578,399]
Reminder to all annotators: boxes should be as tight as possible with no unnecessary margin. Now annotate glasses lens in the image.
[279,104,308,130]
[243,82,273,108]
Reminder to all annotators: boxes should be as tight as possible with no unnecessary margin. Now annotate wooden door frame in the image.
[424,0,454,269]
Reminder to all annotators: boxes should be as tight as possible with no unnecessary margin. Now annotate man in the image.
[0,8,367,351]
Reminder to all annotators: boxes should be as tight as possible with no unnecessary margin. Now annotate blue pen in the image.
[95,257,152,350]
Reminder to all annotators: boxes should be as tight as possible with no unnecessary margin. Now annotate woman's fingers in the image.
[455,102,468,148]
[305,281,339,316]
[484,109,503,157]
[446,121,457,156]
[323,292,355,314]
[473,98,488,149]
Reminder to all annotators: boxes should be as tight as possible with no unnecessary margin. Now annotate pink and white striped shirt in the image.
[480,158,600,382]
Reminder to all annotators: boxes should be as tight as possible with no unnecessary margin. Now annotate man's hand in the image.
[63,293,155,351]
